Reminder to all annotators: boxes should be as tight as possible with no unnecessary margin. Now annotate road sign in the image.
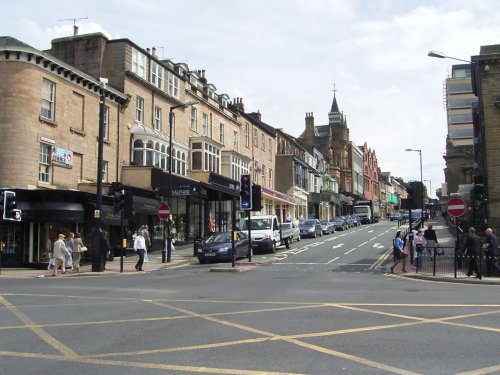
[158,203,171,219]
[447,197,466,217]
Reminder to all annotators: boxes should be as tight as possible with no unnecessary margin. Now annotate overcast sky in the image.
[3,0,500,198]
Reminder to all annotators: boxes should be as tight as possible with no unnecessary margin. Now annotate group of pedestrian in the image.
[51,231,87,276]
[463,226,498,280]
[391,222,499,279]
[391,224,439,273]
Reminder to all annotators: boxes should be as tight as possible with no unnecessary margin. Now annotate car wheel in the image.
[271,241,277,253]
[285,237,291,249]
[313,231,317,238]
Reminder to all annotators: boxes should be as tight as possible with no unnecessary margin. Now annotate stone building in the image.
[0,36,128,265]
[443,64,476,196]
[472,44,500,230]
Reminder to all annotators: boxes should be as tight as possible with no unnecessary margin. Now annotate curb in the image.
[403,273,500,285]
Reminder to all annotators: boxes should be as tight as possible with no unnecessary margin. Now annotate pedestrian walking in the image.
[484,228,498,277]
[142,225,152,258]
[102,230,111,271]
[424,224,438,259]
[72,232,85,272]
[52,234,70,276]
[414,228,424,270]
[391,230,407,273]
[65,232,75,271]
[464,227,482,279]
[134,229,146,271]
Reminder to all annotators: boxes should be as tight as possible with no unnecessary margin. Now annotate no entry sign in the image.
[447,197,466,217]
[158,203,171,219]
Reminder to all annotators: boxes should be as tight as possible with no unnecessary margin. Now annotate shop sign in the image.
[51,146,73,168]
[172,187,192,197]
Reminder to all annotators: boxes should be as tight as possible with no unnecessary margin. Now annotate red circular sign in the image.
[447,197,466,217]
[158,203,171,219]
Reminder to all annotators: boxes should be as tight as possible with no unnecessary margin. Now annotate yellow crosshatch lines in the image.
[0,295,78,358]
[0,350,305,375]
[1,293,500,374]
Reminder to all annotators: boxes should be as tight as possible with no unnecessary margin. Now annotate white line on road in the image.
[344,248,356,255]
[327,257,340,264]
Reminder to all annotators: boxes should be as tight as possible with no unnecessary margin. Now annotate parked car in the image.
[390,212,401,221]
[320,220,335,234]
[341,216,354,228]
[280,222,301,243]
[329,216,348,231]
[351,215,361,227]
[197,231,249,264]
[299,219,323,238]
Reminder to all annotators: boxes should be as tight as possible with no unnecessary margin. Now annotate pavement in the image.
[386,218,500,285]
[0,243,270,279]
[1,219,499,284]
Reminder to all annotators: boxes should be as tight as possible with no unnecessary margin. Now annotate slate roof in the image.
[0,36,34,49]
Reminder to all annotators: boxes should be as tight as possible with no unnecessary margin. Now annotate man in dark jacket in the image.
[464,227,482,279]
[485,228,498,276]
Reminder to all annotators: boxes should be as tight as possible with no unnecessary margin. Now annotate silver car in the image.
[299,219,323,238]
[320,220,335,234]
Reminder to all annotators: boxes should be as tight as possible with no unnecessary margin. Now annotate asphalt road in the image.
[1,221,499,374]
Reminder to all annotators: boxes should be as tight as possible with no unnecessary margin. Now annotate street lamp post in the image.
[165,101,199,263]
[405,148,424,227]
[92,78,108,272]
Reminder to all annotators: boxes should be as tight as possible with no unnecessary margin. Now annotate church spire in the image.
[330,83,339,113]
[328,83,342,126]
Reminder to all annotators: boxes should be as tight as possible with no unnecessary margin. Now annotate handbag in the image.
[81,246,88,252]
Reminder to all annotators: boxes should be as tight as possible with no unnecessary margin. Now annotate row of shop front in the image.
[1,167,357,268]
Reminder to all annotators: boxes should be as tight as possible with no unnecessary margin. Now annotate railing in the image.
[413,246,500,278]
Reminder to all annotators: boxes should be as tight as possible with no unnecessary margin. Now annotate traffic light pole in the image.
[247,210,252,262]
[92,80,107,272]
[231,197,236,268]
[0,218,3,275]
[120,209,124,273]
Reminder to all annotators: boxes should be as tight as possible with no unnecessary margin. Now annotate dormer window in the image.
[132,48,146,79]
[168,72,180,99]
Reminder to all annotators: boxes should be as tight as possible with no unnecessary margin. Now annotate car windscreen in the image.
[205,233,231,243]
[242,218,272,230]
[300,220,316,226]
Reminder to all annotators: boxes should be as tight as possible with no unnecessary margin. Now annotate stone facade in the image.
[0,46,125,191]
[473,44,500,231]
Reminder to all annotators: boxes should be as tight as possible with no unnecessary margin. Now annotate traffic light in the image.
[123,191,134,219]
[3,190,21,221]
[474,175,484,197]
[407,185,415,209]
[113,189,125,214]
[251,184,262,212]
[240,174,252,210]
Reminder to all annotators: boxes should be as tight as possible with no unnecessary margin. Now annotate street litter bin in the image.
[194,237,204,256]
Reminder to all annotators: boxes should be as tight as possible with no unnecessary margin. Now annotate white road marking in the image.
[327,257,340,264]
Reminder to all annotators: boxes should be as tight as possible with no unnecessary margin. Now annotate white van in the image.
[241,215,291,253]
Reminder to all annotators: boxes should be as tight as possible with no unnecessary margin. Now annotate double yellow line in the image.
[369,247,393,270]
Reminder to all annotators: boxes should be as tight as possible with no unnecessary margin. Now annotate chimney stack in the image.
[305,112,315,142]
